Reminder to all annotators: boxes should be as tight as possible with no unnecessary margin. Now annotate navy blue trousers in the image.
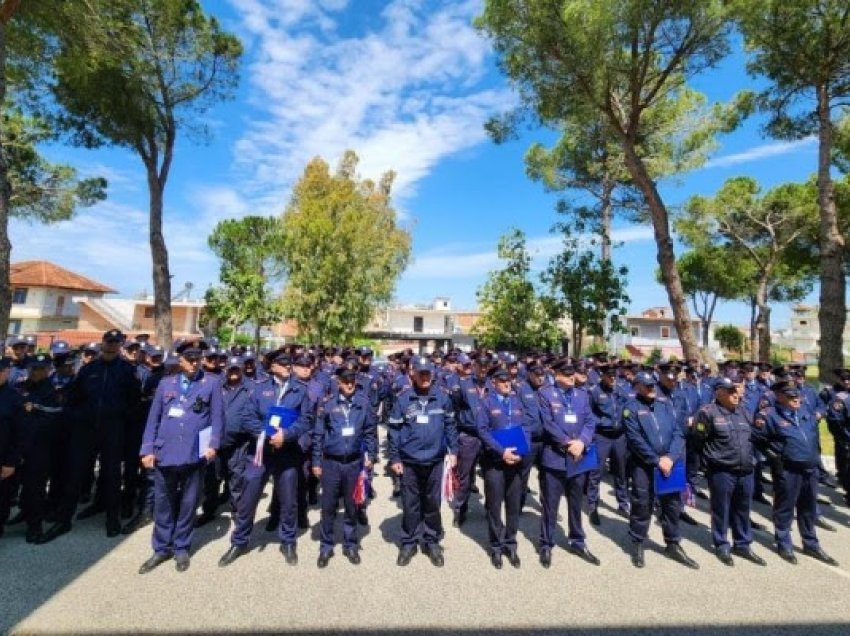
[629,462,681,544]
[451,433,480,515]
[707,470,754,549]
[400,461,443,549]
[230,451,299,547]
[319,458,361,553]
[151,463,203,556]
[483,460,523,554]
[519,441,542,510]
[539,467,586,550]
[586,433,629,511]
[774,467,819,551]
[21,437,51,530]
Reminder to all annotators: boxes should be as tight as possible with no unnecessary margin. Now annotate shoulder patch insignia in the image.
[753,417,765,429]
[695,421,707,434]
[833,400,845,411]
[622,409,631,418]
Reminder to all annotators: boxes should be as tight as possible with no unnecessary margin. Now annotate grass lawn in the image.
[820,419,835,457]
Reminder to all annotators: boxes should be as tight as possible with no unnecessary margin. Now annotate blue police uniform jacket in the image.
[537,384,596,471]
[515,379,543,441]
[753,405,820,470]
[476,390,529,460]
[0,382,23,466]
[742,380,765,417]
[312,389,378,468]
[826,390,850,441]
[693,402,754,474]
[799,382,825,419]
[220,379,256,450]
[659,384,689,433]
[70,356,140,425]
[622,395,685,467]
[456,376,488,434]
[18,378,62,456]
[589,382,622,436]
[248,375,314,454]
[140,370,225,467]
[387,385,458,465]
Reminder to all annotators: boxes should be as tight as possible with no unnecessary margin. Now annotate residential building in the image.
[609,306,720,360]
[773,304,850,364]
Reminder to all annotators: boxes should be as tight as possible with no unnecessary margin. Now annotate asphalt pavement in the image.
[2,457,850,635]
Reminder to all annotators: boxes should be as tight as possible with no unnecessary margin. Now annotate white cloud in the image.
[229,0,513,204]
[704,137,817,169]
[405,226,655,280]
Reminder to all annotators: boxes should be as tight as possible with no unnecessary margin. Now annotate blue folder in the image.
[491,426,529,457]
[654,459,687,495]
[264,406,299,437]
[565,442,599,477]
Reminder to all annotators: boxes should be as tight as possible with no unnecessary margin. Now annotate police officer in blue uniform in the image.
[312,364,378,568]
[692,377,766,566]
[537,359,599,568]
[388,356,458,567]
[825,369,850,505]
[0,358,22,538]
[515,360,545,512]
[587,363,630,524]
[451,354,487,528]
[138,338,225,573]
[476,366,526,569]
[623,372,697,569]
[220,350,315,566]
[753,381,838,566]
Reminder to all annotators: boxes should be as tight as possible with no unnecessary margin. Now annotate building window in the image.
[660,326,671,339]
[55,296,65,316]
[12,288,27,304]
[413,316,423,333]
[799,320,807,326]
[8,319,20,334]
[630,326,640,337]
[144,307,155,319]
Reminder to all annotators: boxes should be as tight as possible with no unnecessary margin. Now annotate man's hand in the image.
[312,466,322,478]
[658,455,673,477]
[203,448,216,463]
[391,462,404,475]
[447,454,458,469]
[566,439,585,459]
[269,429,284,449]
[141,454,155,469]
[23,402,32,413]
[502,448,521,465]
[0,465,15,480]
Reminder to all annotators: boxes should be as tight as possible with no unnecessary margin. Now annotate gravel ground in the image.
[2,455,850,636]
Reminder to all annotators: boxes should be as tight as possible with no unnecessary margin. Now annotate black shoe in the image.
[566,544,601,566]
[732,547,767,566]
[616,507,630,519]
[679,511,698,526]
[665,543,699,569]
[752,494,771,506]
[631,542,645,568]
[694,489,709,500]
[356,509,369,526]
[265,515,279,532]
[367,485,376,500]
[343,547,361,565]
[452,511,466,528]
[218,545,249,567]
[505,550,521,568]
[106,521,122,538]
[391,485,401,498]
[38,521,71,544]
[25,527,45,544]
[750,518,766,531]
[280,543,298,565]
[317,551,333,568]
[778,547,797,564]
[423,544,444,567]
[138,553,172,574]
[815,518,837,532]
[397,546,417,566]
[76,504,104,521]
[802,546,839,566]
[121,500,134,519]
[589,508,601,526]
[122,512,152,535]
[490,552,503,569]
[195,511,215,528]
[716,547,734,566]
[175,554,190,572]
[539,548,552,568]
[8,510,25,525]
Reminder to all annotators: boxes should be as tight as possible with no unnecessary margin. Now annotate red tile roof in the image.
[10,261,116,294]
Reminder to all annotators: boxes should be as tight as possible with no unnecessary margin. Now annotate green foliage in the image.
[205,216,285,347]
[647,348,664,365]
[543,215,629,355]
[474,228,562,351]
[278,151,412,344]
[715,324,745,356]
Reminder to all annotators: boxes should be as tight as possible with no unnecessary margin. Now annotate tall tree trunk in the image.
[254,322,261,349]
[0,20,12,339]
[599,176,613,344]
[748,296,757,361]
[621,144,700,361]
[816,84,847,381]
[147,170,173,347]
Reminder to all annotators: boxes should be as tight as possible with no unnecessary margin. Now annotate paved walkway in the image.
[2,462,850,635]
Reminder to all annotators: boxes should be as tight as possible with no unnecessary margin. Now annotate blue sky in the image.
[11,0,823,330]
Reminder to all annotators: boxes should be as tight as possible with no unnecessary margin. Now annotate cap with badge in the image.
[174,338,208,357]
[633,371,657,387]
[102,329,125,343]
[712,376,738,392]
[411,356,434,374]
[834,368,850,380]
[27,353,52,369]
[146,344,165,358]
[266,348,291,366]
[551,359,575,375]
[771,380,800,399]
[488,366,511,381]
[50,340,71,356]
[6,335,27,348]
[225,355,244,370]
[292,352,313,367]
[335,360,358,381]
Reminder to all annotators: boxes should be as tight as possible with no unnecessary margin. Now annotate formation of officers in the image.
[1,329,849,575]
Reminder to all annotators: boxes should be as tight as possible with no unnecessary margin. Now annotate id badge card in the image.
[342,426,355,437]
[565,412,577,424]
[416,414,430,424]
[168,406,184,418]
